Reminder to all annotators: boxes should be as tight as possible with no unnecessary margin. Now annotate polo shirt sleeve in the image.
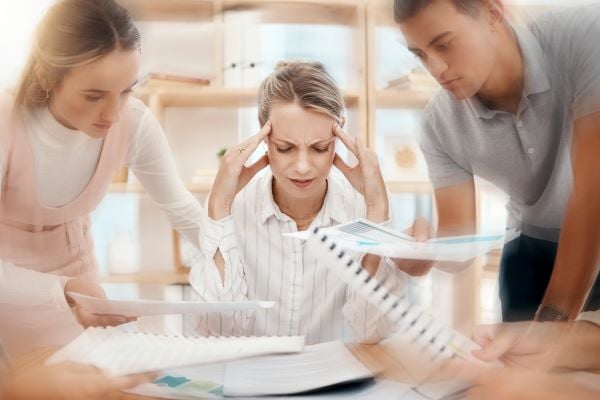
[419,110,473,189]
[570,12,600,120]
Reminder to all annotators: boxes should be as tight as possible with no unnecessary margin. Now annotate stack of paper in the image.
[46,327,305,376]
[127,341,375,399]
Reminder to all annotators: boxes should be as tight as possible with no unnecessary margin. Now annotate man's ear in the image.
[485,0,505,30]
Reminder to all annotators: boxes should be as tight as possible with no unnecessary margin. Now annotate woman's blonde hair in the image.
[257,61,345,127]
[14,0,140,109]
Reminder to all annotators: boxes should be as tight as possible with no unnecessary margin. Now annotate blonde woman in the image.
[190,61,406,344]
[0,0,203,357]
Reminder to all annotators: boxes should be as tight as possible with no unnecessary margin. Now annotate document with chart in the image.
[285,218,510,262]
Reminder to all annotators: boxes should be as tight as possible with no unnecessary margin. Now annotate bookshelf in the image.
[114,0,432,192]
[106,0,431,278]
[107,0,519,284]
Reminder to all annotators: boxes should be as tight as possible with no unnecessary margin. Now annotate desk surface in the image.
[14,343,417,400]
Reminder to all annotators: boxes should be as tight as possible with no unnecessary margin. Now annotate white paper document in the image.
[67,292,274,317]
[126,340,467,399]
[222,341,374,397]
[47,326,305,376]
[128,341,375,399]
[286,219,510,262]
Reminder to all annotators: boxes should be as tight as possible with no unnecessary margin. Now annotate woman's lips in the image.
[290,178,314,188]
[93,123,112,130]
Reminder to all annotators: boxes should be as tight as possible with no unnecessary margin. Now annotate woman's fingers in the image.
[234,122,271,161]
[333,123,359,157]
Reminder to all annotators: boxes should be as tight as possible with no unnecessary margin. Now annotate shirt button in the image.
[527,148,536,155]
[516,120,524,128]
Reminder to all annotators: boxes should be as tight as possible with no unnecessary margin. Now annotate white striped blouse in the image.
[189,169,407,344]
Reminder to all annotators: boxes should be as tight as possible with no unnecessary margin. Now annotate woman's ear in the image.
[340,116,347,129]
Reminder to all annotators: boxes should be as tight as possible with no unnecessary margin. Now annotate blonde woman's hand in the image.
[333,124,389,223]
[208,122,272,220]
[5,362,155,400]
[64,278,136,328]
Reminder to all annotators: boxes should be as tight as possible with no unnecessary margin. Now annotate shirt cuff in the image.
[201,215,238,257]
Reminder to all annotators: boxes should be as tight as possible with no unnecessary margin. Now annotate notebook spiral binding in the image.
[309,227,482,363]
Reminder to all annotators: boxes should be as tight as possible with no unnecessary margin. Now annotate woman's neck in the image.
[272,178,327,229]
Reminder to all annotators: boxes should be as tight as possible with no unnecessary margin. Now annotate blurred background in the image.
[1,0,593,335]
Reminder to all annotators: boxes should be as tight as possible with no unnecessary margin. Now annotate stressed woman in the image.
[190,61,406,344]
[0,0,203,357]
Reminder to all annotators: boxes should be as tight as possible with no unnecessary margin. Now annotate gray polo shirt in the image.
[420,5,600,242]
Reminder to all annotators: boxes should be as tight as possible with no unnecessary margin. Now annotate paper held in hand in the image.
[285,218,514,262]
[67,292,274,317]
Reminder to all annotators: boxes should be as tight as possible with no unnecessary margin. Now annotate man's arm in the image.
[539,112,600,319]
[435,179,478,237]
[394,180,477,276]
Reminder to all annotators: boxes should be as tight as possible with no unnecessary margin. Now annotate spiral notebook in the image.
[47,326,305,376]
[307,227,483,363]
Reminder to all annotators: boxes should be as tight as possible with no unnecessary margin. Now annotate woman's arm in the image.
[125,104,204,250]
[189,124,271,337]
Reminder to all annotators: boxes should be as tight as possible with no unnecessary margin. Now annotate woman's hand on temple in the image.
[208,122,272,220]
[332,123,389,223]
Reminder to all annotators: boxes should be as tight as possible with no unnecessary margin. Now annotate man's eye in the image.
[85,95,103,102]
[436,42,450,51]
[414,52,426,60]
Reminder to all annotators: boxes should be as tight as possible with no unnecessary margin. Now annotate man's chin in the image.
[447,87,474,101]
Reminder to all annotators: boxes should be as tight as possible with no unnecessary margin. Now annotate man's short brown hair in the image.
[393,0,482,23]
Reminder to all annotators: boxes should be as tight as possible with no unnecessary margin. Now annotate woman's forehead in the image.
[269,103,335,143]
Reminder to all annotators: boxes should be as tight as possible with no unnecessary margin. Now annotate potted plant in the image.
[217,147,228,166]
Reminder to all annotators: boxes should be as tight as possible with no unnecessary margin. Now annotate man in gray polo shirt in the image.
[392,0,600,322]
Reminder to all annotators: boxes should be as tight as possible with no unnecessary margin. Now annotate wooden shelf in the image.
[119,0,363,24]
[118,0,214,21]
[375,89,434,109]
[101,270,189,285]
[386,180,432,193]
[110,182,213,194]
[111,180,431,194]
[221,0,363,25]
[136,86,360,108]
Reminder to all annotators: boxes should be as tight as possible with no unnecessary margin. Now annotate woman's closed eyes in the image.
[276,145,330,154]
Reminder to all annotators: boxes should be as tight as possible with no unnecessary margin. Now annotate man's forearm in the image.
[541,114,600,319]
[541,190,600,319]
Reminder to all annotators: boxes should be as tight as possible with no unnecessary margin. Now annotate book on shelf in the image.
[138,72,212,88]
[385,67,439,92]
